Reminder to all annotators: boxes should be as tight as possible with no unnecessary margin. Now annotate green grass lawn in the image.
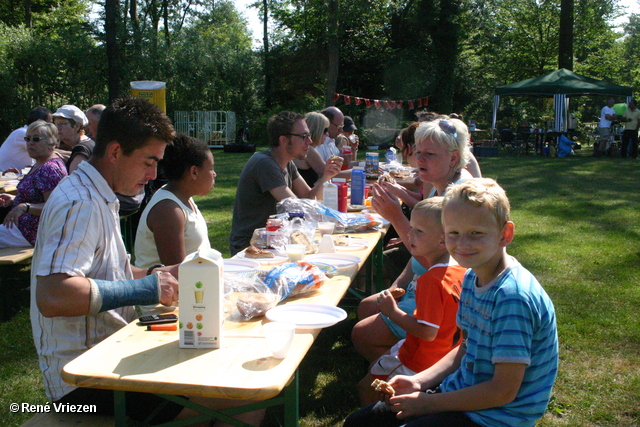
[2,147,640,426]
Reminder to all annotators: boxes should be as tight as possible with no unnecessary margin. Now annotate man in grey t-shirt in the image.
[230,111,342,255]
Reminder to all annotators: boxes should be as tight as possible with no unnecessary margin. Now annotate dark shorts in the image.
[344,391,482,427]
[56,387,185,425]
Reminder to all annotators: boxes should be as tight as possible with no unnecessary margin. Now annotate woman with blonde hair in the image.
[293,111,333,186]
[353,117,478,363]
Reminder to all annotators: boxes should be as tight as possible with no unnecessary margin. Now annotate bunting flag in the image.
[333,93,429,110]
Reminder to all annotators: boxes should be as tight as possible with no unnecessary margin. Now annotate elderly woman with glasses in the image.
[0,120,67,248]
[352,117,479,364]
[52,105,93,172]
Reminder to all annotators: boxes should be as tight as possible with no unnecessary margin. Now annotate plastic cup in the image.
[318,221,335,236]
[285,244,306,262]
[264,322,296,358]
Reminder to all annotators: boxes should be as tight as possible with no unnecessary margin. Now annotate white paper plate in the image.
[266,303,347,329]
[223,258,261,273]
[333,237,369,252]
[304,253,362,268]
[236,249,289,265]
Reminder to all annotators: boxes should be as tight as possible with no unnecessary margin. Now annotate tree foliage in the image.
[0,0,636,140]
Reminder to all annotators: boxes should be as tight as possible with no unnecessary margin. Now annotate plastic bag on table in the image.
[316,204,382,233]
[224,262,328,320]
[262,261,328,298]
[250,227,267,248]
[224,271,285,321]
[275,198,319,253]
[276,197,322,226]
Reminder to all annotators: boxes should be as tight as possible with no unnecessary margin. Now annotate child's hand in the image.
[387,375,421,398]
[376,290,397,317]
[389,391,431,419]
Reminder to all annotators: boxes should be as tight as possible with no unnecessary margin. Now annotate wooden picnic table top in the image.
[61,230,383,402]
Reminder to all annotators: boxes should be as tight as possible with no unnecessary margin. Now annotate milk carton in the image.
[178,248,224,349]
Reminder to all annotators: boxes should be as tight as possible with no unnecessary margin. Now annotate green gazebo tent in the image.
[492,68,634,134]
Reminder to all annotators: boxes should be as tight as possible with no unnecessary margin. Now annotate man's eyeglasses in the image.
[24,136,47,142]
[285,133,312,140]
[332,122,344,129]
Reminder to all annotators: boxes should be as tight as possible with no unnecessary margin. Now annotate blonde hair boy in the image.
[357,196,467,406]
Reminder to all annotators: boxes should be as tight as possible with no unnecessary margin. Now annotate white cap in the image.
[52,105,89,127]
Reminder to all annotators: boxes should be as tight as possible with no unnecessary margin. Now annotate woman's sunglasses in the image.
[24,136,47,142]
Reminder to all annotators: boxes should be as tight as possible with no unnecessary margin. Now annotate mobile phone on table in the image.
[138,314,178,325]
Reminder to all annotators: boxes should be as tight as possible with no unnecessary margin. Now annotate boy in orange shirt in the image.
[357,197,467,405]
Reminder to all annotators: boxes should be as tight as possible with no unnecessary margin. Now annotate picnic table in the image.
[62,228,384,427]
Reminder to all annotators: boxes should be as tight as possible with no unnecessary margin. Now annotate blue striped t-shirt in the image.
[441,259,558,427]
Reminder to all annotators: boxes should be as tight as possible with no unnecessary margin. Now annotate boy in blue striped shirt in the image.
[344,178,558,427]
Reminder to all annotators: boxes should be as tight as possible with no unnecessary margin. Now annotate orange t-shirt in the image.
[398,263,466,373]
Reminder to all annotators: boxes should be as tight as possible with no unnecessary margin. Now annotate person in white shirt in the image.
[316,106,345,162]
[596,97,616,156]
[0,106,51,173]
[31,99,265,427]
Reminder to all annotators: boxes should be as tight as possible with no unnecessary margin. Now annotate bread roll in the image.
[371,379,395,396]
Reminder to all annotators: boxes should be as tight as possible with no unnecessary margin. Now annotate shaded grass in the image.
[2,149,640,426]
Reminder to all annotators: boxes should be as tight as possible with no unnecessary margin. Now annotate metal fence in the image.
[173,111,237,146]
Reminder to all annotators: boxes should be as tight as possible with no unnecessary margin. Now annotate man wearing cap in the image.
[52,105,94,172]
[336,115,359,163]
[0,106,52,174]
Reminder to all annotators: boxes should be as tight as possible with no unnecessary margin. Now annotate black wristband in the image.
[25,203,30,213]
[147,264,165,276]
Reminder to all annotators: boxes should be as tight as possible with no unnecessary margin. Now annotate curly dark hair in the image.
[93,98,175,157]
[160,134,211,181]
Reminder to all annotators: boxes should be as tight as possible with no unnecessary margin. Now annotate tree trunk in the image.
[324,0,340,107]
[24,0,31,28]
[163,0,170,46]
[558,0,574,70]
[430,0,459,113]
[263,0,271,108]
[105,0,120,103]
